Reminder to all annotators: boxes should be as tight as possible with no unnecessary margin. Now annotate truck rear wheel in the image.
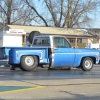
[20,56,38,71]
[81,57,93,71]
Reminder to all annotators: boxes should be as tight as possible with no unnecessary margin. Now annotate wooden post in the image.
[75,38,77,47]
[23,35,26,46]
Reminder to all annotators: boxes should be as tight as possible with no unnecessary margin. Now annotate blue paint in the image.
[8,35,100,70]
[0,86,32,92]
[54,48,75,66]
[0,47,23,60]
[9,47,49,64]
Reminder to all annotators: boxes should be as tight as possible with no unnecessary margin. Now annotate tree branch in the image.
[25,0,48,26]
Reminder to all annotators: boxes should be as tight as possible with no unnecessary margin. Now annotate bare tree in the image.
[0,0,35,25]
[0,0,99,27]
[44,0,100,28]
[23,0,49,26]
[24,0,100,28]
[44,0,64,27]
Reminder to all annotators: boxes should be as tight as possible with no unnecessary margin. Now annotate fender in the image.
[9,49,44,64]
[73,52,99,67]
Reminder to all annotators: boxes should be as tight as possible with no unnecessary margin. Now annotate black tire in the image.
[10,64,19,70]
[81,57,93,71]
[28,31,41,44]
[20,56,38,71]
[67,67,71,70]
[10,65,16,70]
[19,64,27,71]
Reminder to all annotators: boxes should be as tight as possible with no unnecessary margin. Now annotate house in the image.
[0,24,99,47]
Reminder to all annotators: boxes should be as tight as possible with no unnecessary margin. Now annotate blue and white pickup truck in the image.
[9,35,100,71]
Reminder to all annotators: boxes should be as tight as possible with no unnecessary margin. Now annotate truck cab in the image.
[9,35,100,71]
[32,35,74,67]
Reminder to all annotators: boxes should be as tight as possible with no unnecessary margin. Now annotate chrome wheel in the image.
[81,57,93,71]
[25,56,34,66]
[84,59,92,69]
[21,56,38,71]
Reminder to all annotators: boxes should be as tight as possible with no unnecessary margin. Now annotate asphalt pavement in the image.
[0,65,100,80]
[0,65,100,100]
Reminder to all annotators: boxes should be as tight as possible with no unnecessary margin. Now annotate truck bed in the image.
[0,47,28,60]
[9,47,49,64]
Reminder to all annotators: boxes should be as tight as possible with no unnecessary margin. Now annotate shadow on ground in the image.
[39,91,100,100]
[0,99,4,100]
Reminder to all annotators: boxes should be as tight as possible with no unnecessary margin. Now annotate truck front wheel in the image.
[20,56,38,71]
[81,57,93,71]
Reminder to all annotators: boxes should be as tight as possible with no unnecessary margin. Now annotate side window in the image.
[54,37,71,48]
[41,38,50,46]
[33,37,50,46]
[33,38,41,45]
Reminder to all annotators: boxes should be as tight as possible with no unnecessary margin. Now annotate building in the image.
[0,24,99,47]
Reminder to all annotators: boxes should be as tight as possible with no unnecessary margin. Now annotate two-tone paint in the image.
[9,35,100,68]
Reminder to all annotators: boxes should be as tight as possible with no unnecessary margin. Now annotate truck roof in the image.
[34,35,66,38]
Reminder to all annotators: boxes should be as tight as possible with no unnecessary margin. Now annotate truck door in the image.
[53,37,75,67]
